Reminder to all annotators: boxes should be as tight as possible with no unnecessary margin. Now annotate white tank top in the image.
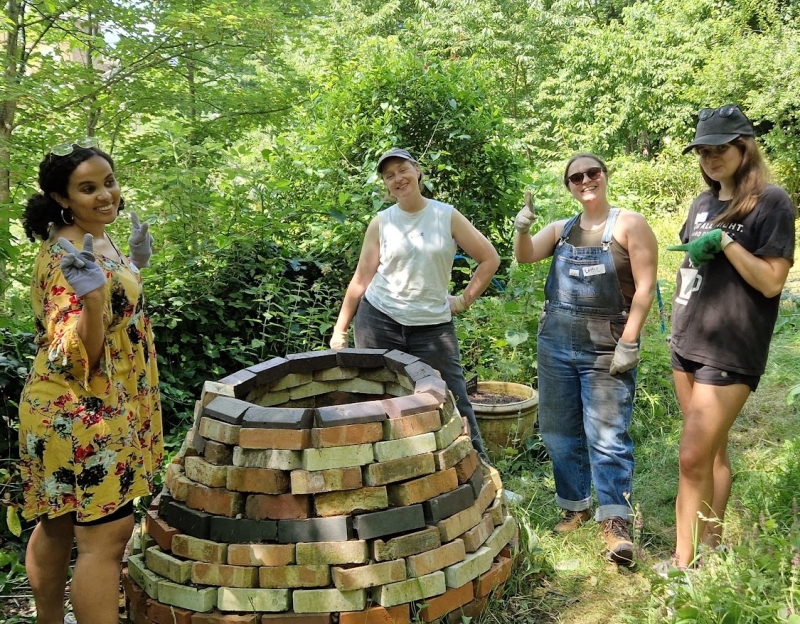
[365,199,457,326]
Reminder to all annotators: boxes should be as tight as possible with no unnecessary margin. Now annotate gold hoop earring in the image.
[61,208,74,225]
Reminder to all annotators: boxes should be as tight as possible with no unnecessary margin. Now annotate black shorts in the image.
[671,351,760,392]
[38,500,135,526]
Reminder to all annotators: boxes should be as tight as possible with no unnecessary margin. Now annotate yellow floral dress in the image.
[18,238,163,522]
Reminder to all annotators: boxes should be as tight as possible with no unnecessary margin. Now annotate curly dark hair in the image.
[21,146,125,242]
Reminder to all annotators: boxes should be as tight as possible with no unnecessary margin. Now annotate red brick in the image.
[203,439,234,465]
[261,614,331,624]
[145,510,180,552]
[122,569,148,622]
[474,555,513,598]
[419,582,474,622]
[338,604,411,624]
[239,428,311,450]
[291,467,363,495]
[311,422,383,447]
[454,449,479,484]
[450,594,489,622]
[193,613,258,624]
[381,410,441,440]
[381,394,441,418]
[186,483,244,517]
[386,468,458,506]
[226,467,290,494]
[146,598,194,624]
[245,493,310,520]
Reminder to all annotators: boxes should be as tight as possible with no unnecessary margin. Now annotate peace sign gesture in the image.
[58,234,107,297]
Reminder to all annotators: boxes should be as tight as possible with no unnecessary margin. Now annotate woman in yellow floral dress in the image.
[19,141,163,624]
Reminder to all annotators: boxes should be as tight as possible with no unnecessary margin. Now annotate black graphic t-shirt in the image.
[671,185,796,376]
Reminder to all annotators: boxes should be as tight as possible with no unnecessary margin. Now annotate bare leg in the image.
[673,372,749,568]
[705,437,732,548]
[71,513,134,624]
[26,514,74,624]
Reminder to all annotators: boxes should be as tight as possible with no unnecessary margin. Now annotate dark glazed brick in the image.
[243,406,315,430]
[335,348,387,369]
[203,396,252,425]
[210,516,277,543]
[404,361,438,382]
[422,484,475,524]
[467,464,485,499]
[315,401,387,427]
[414,376,448,403]
[157,493,174,519]
[246,357,290,385]
[382,394,442,419]
[277,516,354,543]
[217,369,258,398]
[383,350,420,374]
[352,504,426,540]
[285,351,340,374]
[164,501,211,540]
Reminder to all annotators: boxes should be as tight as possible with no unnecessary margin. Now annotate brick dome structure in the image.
[124,348,517,624]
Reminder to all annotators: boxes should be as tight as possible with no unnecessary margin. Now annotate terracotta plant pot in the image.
[470,381,539,461]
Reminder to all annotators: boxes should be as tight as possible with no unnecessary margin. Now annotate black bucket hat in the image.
[377,148,417,172]
[682,105,755,155]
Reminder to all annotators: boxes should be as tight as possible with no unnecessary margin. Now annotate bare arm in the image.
[723,242,792,298]
[513,220,566,264]
[451,210,500,307]
[332,218,381,333]
[617,211,658,343]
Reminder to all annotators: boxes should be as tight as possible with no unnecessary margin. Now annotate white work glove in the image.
[448,294,468,314]
[610,340,640,375]
[330,328,349,350]
[514,190,538,234]
[128,212,154,269]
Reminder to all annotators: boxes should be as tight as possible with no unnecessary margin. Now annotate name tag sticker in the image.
[695,212,709,223]
[569,268,580,277]
[583,265,606,277]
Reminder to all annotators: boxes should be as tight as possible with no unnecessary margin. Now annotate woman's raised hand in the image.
[58,234,107,297]
[128,211,154,269]
[514,191,537,234]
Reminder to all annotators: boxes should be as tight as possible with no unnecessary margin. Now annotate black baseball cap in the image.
[682,105,755,154]
[377,148,417,172]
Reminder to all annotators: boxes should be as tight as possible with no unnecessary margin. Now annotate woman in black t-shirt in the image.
[669,105,796,569]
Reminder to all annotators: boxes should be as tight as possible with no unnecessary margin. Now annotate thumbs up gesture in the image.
[514,191,537,234]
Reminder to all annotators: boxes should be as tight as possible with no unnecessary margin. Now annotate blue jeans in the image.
[537,306,635,521]
[354,298,488,458]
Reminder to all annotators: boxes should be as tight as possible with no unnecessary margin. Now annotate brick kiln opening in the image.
[124,348,517,624]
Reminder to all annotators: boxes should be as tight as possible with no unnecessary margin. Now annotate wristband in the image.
[720,231,735,250]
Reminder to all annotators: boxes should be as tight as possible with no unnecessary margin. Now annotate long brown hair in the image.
[703,136,769,224]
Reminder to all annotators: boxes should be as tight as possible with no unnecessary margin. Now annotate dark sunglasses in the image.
[697,104,739,121]
[567,167,603,185]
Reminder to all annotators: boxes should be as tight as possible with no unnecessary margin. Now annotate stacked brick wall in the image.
[125,348,517,624]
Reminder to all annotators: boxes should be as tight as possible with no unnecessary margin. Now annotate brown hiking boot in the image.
[602,517,634,565]
[553,509,592,534]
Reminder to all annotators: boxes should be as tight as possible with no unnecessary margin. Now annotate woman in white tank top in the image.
[330,148,500,458]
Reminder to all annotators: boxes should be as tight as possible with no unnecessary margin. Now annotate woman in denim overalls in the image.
[513,153,657,565]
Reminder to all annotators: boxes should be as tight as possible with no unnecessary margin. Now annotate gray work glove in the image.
[514,190,538,234]
[610,340,640,375]
[330,328,349,350]
[128,212,154,269]
[58,234,107,297]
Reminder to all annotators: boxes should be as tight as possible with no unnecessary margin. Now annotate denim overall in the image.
[537,209,635,522]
